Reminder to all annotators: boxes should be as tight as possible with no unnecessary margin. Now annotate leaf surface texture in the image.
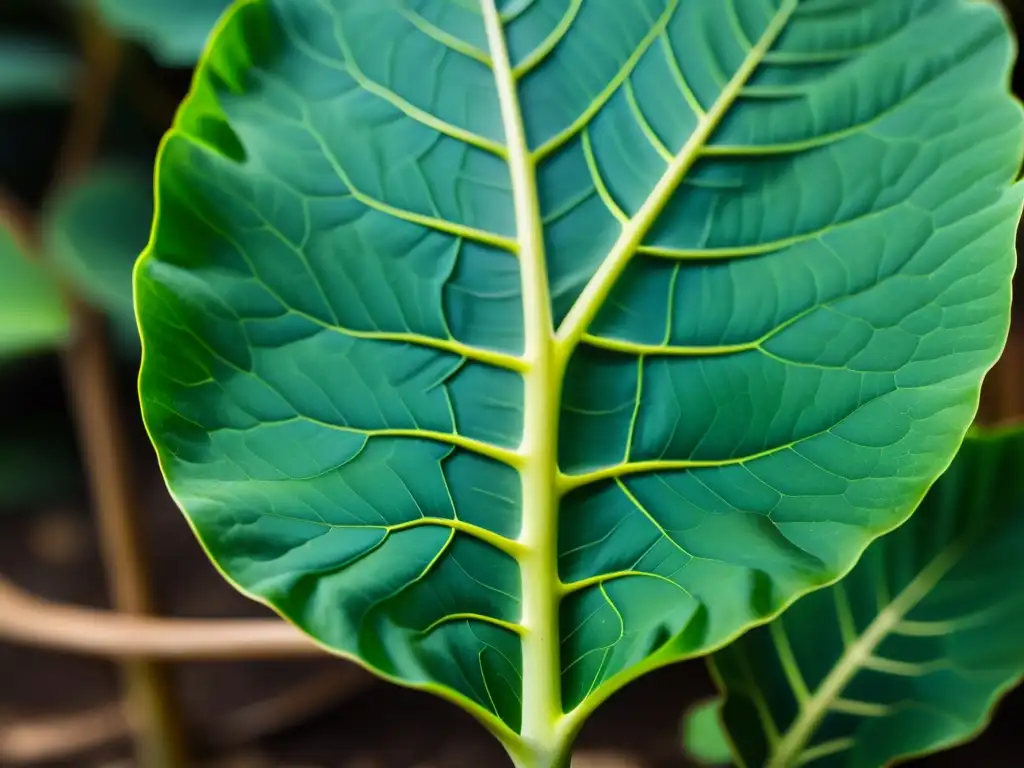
[135,0,1024,744]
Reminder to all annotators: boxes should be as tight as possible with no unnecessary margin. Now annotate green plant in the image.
[132,1,1024,766]
[683,426,1024,767]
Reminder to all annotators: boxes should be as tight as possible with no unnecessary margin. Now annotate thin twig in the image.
[0,575,321,659]
[0,668,372,765]
[48,6,189,766]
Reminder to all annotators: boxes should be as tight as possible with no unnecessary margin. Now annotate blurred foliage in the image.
[682,699,733,767]
[0,221,67,359]
[42,163,152,354]
[0,0,227,510]
[0,34,77,103]
[97,0,230,66]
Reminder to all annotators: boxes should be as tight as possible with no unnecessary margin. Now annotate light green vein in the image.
[635,197,905,261]
[892,594,1024,636]
[704,69,948,157]
[861,656,948,677]
[402,9,493,66]
[481,1,564,760]
[285,1,505,158]
[833,584,858,649]
[334,329,529,372]
[660,33,706,119]
[770,621,811,706]
[829,698,891,717]
[624,357,644,461]
[532,0,679,160]
[624,78,673,162]
[512,0,583,78]
[554,0,799,352]
[761,48,861,65]
[419,613,526,636]
[795,737,856,766]
[615,479,694,561]
[301,117,518,252]
[298,420,524,468]
[559,569,694,597]
[388,518,525,557]
[731,645,783,749]
[581,334,756,357]
[739,84,812,99]
[579,300,815,358]
[581,129,628,222]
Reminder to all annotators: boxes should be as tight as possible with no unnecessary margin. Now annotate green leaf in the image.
[134,1,1023,765]
[683,698,734,766]
[0,36,76,104]
[43,165,152,355]
[0,221,68,360]
[97,0,231,66]
[710,427,1024,768]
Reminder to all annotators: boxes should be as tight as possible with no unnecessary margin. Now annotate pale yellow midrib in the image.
[481,1,565,763]
[479,0,800,760]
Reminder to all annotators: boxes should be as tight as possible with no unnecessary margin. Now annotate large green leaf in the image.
[0,221,68,359]
[97,0,231,66]
[710,427,1024,768]
[135,1,1023,765]
[43,165,152,355]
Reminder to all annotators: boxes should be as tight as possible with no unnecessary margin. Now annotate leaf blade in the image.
[135,0,1024,756]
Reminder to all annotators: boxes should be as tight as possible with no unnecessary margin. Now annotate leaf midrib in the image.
[481,2,564,762]
[480,0,802,754]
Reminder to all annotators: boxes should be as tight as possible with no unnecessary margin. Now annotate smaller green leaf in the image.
[683,698,734,767]
[0,221,69,360]
[43,165,151,355]
[96,0,231,66]
[710,427,1024,768]
[0,36,77,104]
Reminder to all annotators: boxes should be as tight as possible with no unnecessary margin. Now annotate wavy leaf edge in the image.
[133,0,1024,763]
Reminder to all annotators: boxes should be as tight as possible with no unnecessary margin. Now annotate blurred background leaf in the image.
[96,0,231,66]
[0,222,69,360]
[0,35,77,105]
[682,698,733,767]
[43,163,152,356]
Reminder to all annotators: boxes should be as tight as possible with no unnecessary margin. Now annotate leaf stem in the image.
[61,298,189,768]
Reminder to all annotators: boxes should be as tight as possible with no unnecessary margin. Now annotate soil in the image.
[0,356,1021,768]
